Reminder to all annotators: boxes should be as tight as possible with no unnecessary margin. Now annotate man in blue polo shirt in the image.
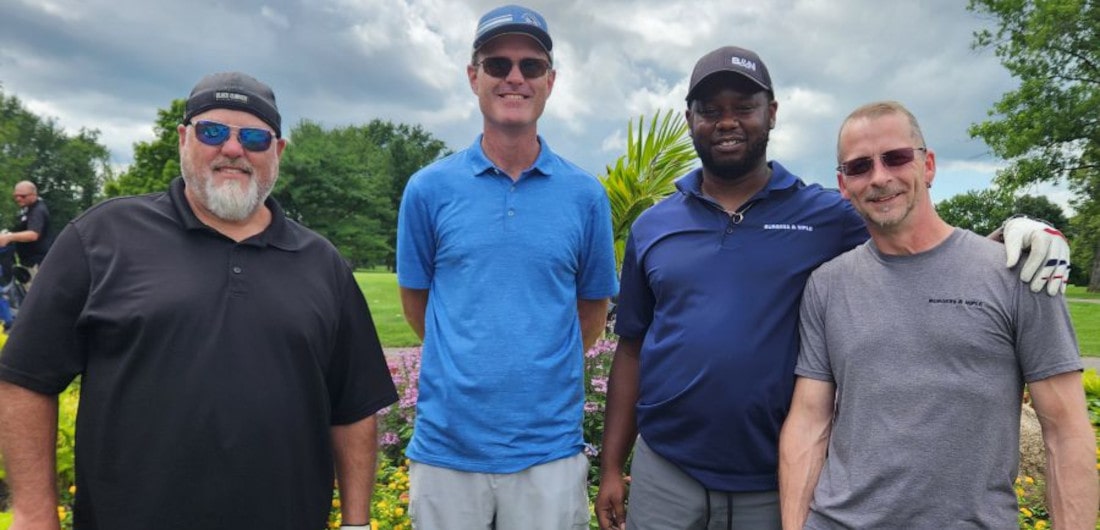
[594,46,1072,530]
[396,4,617,529]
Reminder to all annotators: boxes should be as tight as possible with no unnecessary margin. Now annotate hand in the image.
[1003,216,1070,296]
[339,526,370,529]
[596,472,629,530]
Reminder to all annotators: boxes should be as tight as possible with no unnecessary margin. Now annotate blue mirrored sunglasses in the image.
[192,120,274,152]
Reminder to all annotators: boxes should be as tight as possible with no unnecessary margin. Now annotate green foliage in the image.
[276,120,447,269]
[936,189,1068,236]
[103,100,185,198]
[600,110,696,268]
[967,0,1100,291]
[0,89,110,228]
[1068,184,1100,287]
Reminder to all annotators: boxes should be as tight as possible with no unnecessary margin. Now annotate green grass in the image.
[355,271,421,348]
[1067,285,1100,300]
[1071,302,1100,357]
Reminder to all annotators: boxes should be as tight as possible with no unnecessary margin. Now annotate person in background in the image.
[396,4,618,529]
[0,181,53,290]
[596,47,1072,530]
[0,71,397,530]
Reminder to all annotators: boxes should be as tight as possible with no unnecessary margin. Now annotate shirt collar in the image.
[675,161,801,201]
[467,134,555,179]
[168,177,306,251]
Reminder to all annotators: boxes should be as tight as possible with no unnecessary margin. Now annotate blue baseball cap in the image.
[473,5,552,55]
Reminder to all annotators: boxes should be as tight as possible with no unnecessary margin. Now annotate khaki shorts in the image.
[409,451,589,530]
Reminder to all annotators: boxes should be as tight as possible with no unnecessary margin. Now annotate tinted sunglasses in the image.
[191,120,275,152]
[837,147,926,177]
[478,57,552,79]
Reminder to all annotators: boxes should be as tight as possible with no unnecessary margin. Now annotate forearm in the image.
[778,379,835,530]
[599,337,641,477]
[331,415,379,526]
[1044,429,1099,529]
[1030,372,1099,529]
[0,381,61,523]
[577,298,609,353]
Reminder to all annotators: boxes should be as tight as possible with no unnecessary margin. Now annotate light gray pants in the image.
[626,436,780,530]
[408,451,589,530]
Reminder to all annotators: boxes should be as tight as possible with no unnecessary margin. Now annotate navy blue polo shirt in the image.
[615,162,867,492]
[0,177,397,530]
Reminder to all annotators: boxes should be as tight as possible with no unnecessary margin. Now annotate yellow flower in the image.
[1023,476,1035,485]
[1020,507,1033,517]
[371,519,380,530]
[57,506,67,520]
[1016,487,1026,497]
[332,498,341,508]
[68,485,76,494]
[395,507,405,517]
[1035,521,1048,529]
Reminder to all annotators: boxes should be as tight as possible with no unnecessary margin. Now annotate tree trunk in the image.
[1089,238,1100,293]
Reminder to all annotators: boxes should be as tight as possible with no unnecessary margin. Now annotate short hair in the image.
[836,101,926,162]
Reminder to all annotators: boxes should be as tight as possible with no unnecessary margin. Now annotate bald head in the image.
[13,181,38,208]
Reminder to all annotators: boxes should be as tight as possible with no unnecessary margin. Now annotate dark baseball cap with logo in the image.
[183,72,282,138]
[473,4,553,57]
[686,46,773,104]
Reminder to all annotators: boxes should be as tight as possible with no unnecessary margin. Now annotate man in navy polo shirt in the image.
[595,46,1071,530]
[397,4,618,529]
[0,72,397,530]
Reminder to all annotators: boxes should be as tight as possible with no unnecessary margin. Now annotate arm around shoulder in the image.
[779,376,836,530]
[1028,371,1098,530]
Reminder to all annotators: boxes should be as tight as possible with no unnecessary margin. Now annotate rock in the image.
[1018,402,1045,482]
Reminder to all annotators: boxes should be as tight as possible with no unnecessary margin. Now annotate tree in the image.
[0,89,110,228]
[936,189,1069,236]
[600,110,697,268]
[104,99,185,198]
[967,0,1100,290]
[275,120,447,268]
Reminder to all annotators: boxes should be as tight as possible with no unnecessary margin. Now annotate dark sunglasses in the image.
[191,120,275,152]
[478,57,551,79]
[837,147,926,177]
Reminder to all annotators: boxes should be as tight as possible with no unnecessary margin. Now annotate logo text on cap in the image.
[730,57,757,71]
[214,91,250,104]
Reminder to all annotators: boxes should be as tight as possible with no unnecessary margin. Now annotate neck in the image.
[870,212,954,256]
[700,164,771,213]
[481,126,541,181]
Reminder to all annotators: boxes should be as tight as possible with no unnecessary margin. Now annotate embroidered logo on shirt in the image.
[763,223,814,232]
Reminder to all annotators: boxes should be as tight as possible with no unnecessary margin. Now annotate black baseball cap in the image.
[184,72,282,137]
[686,46,773,103]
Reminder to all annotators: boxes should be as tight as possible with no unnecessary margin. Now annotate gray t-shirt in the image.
[796,228,1081,529]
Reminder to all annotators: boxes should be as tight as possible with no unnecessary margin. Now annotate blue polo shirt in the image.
[615,163,867,491]
[396,136,618,473]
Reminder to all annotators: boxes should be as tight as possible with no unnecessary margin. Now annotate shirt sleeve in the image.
[576,190,618,300]
[26,205,48,235]
[0,224,89,394]
[395,175,435,290]
[326,268,398,425]
[795,271,835,382]
[613,232,654,339]
[1014,281,1083,383]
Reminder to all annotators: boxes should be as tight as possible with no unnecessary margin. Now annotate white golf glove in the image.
[1002,216,1070,296]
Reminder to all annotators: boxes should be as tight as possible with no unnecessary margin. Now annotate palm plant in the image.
[600,109,697,268]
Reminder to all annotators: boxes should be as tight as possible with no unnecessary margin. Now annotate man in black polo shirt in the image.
[0,180,52,289]
[0,72,397,530]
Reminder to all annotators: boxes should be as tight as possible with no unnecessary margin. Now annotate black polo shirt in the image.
[0,178,397,530]
[14,199,52,266]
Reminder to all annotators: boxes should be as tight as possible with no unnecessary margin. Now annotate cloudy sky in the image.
[0,0,1069,208]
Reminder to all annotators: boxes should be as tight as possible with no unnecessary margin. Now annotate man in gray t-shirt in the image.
[778,101,1098,529]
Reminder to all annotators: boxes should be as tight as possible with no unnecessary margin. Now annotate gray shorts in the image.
[408,451,589,530]
[626,436,780,530]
